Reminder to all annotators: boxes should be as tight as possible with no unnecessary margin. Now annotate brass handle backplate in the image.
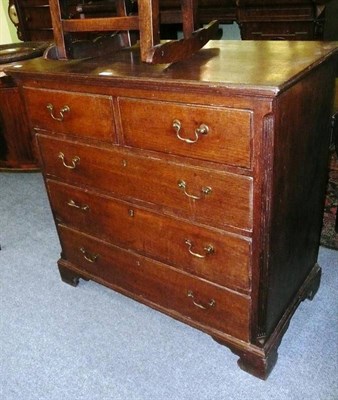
[46,103,70,122]
[178,179,212,200]
[172,119,209,144]
[67,199,89,212]
[185,239,214,259]
[187,290,216,310]
[80,247,99,263]
[58,152,80,169]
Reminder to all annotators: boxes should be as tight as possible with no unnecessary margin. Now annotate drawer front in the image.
[38,135,253,231]
[58,225,251,342]
[24,87,115,141]
[239,6,314,21]
[48,180,251,291]
[241,22,314,40]
[119,98,252,168]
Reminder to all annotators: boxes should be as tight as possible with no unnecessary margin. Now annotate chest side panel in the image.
[262,60,336,336]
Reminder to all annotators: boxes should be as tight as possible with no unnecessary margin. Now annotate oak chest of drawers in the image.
[7,40,338,379]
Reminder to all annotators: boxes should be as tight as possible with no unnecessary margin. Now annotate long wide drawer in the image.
[118,98,252,168]
[38,134,253,232]
[47,179,252,291]
[58,225,251,342]
[24,87,115,141]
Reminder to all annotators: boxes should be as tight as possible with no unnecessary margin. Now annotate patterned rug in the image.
[320,150,338,250]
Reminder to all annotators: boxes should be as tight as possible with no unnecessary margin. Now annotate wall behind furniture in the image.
[0,2,17,45]
[221,23,241,40]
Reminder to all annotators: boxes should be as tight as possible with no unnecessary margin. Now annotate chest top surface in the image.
[6,41,338,96]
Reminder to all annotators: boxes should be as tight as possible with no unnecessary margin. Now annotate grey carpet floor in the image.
[1,172,337,400]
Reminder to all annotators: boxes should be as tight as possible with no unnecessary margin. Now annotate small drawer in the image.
[38,135,253,231]
[241,22,314,40]
[239,6,314,21]
[23,87,115,141]
[48,180,252,291]
[118,98,252,168]
[58,225,251,342]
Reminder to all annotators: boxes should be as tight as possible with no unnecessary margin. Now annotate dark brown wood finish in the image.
[47,0,218,63]
[58,224,251,342]
[261,60,336,337]
[11,0,54,41]
[23,87,115,140]
[0,73,38,170]
[36,134,253,233]
[10,0,332,43]
[46,178,252,292]
[237,1,326,40]
[6,40,338,379]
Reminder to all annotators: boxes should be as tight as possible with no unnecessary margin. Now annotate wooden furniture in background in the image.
[0,72,36,170]
[10,0,332,43]
[0,3,52,171]
[236,0,329,40]
[159,0,331,39]
[7,40,338,379]
[9,0,54,41]
[47,0,218,63]
[0,42,49,170]
[158,0,332,39]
